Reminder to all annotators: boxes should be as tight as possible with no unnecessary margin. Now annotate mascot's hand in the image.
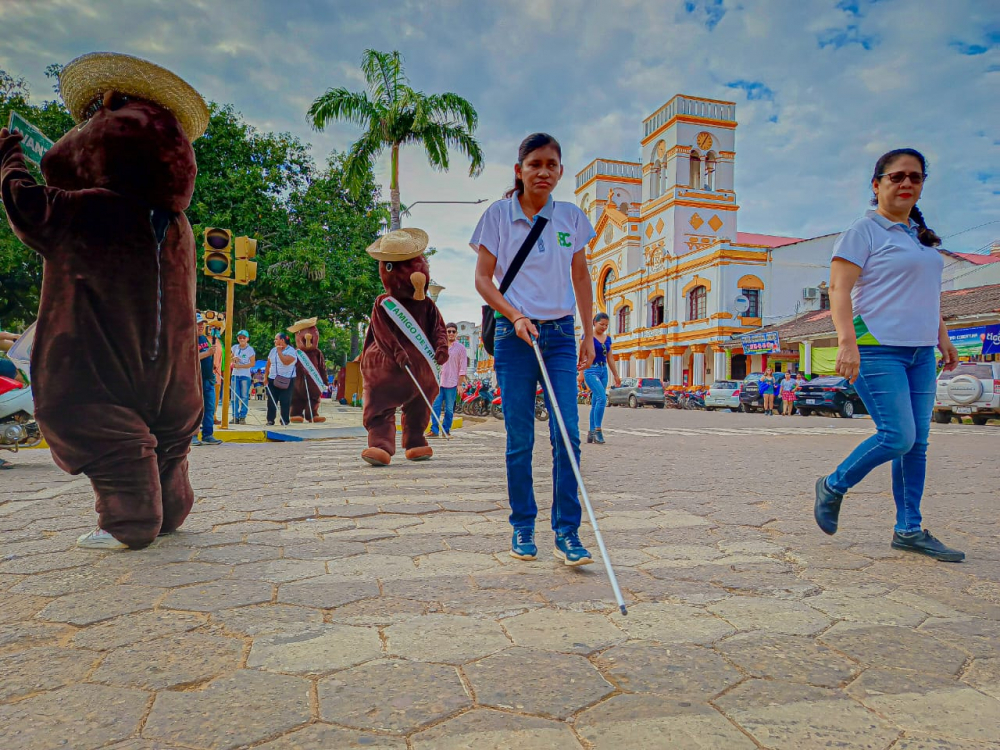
[434,348,450,366]
[394,350,412,370]
[0,128,24,160]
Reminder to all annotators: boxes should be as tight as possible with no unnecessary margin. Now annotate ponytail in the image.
[503,132,562,199]
[909,205,941,247]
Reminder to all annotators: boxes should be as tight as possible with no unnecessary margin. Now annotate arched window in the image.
[689,151,702,188]
[651,160,661,199]
[705,151,717,191]
[650,296,665,326]
[687,286,707,321]
[618,202,630,214]
[599,268,616,310]
[617,305,631,334]
[580,193,590,213]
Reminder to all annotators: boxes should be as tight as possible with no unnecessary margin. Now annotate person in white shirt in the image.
[472,132,597,567]
[229,330,255,424]
[264,333,297,426]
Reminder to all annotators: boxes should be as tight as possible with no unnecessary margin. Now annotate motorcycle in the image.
[534,386,549,422]
[684,387,709,410]
[491,387,503,420]
[461,380,492,417]
[0,375,42,456]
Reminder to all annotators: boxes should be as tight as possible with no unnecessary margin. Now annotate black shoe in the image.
[594,429,605,445]
[814,476,843,535]
[892,530,965,562]
[587,431,595,444]
[266,420,275,426]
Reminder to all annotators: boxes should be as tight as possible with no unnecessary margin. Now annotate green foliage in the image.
[308,48,484,230]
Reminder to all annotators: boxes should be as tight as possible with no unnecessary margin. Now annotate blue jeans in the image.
[201,379,217,439]
[827,346,936,534]
[494,315,581,535]
[430,386,458,435]
[231,377,251,420]
[584,366,608,432]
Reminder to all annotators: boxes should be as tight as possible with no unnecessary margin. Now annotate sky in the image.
[1,0,998,324]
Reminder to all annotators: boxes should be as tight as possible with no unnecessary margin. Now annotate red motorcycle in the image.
[491,387,503,420]
[484,385,549,422]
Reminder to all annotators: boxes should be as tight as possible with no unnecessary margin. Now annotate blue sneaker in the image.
[191,437,202,447]
[510,527,537,561]
[554,531,594,566]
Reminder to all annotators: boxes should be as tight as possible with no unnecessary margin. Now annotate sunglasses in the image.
[877,171,925,185]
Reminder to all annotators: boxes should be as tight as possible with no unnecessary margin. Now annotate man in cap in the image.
[230,329,255,424]
[194,313,223,445]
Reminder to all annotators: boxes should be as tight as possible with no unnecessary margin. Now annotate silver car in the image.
[704,380,741,411]
[608,377,666,408]
[934,361,1000,425]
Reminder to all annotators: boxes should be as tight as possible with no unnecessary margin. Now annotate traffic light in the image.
[233,236,258,285]
[203,227,233,279]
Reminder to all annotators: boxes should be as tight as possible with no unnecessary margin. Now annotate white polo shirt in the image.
[470,193,596,320]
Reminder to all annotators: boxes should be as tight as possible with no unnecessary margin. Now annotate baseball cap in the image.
[237,329,249,338]
[196,312,204,323]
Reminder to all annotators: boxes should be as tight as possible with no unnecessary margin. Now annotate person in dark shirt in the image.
[193,313,222,446]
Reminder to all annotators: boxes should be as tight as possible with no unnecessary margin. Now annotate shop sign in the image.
[740,331,780,354]
[947,325,1000,358]
[984,324,1000,355]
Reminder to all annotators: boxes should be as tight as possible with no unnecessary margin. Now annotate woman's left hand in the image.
[578,337,595,371]
[938,337,959,372]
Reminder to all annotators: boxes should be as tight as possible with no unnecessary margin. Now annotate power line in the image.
[942,219,1000,240]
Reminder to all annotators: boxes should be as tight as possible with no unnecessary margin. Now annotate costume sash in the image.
[380,297,438,375]
[295,349,326,392]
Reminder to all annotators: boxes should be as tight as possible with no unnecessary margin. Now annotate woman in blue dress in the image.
[583,312,621,444]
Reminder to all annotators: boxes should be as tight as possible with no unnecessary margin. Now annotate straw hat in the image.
[287,317,318,334]
[60,52,210,141]
[366,228,429,262]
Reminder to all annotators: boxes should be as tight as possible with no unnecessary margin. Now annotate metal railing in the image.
[576,160,642,190]
[643,96,735,138]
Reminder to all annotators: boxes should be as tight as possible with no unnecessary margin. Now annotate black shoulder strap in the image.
[498,216,548,296]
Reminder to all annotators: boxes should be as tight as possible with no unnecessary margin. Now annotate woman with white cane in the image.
[472,133,598,567]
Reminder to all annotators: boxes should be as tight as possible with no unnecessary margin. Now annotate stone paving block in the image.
[891,739,1000,750]
[715,679,899,750]
[0,593,51,623]
[0,621,73,655]
[0,549,96,575]
[717,632,860,687]
[71,610,207,651]
[411,707,582,749]
[964,657,1000,699]
[848,667,1000,742]
[144,670,311,749]
[366,535,448,557]
[707,596,831,635]
[280,538,368,560]
[503,608,626,654]
[0,646,100,701]
[276,576,379,608]
[382,573,478,602]
[326,553,419,578]
[37,584,164,625]
[920,617,1000,658]
[414,550,502,575]
[161,579,273,612]
[190,542,282,564]
[0,683,149,750]
[162,529,246,548]
[575,694,757,750]
[626,576,730,605]
[251,723,407,749]
[595,641,742,697]
[231,559,327,583]
[124,561,232,588]
[247,624,382,674]
[610,602,735,645]
[91,632,243,689]
[464,647,613,719]
[327,596,429,626]
[104,740,189,750]
[211,603,324,635]
[319,660,471,733]
[821,624,969,675]
[9,565,121,597]
[807,587,929,626]
[386,613,510,663]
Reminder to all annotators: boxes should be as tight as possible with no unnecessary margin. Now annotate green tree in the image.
[308,49,484,230]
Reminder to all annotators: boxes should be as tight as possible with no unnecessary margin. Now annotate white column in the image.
[670,355,684,385]
[714,351,728,381]
[636,358,646,378]
[653,356,664,380]
[804,341,813,377]
[692,352,706,385]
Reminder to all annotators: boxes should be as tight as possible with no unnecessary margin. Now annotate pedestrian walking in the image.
[760,368,776,415]
[0,331,22,470]
[230,330,255,424]
[583,312,620,444]
[472,132,597,566]
[780,371,797,416]
[265,332,297,426]
[193,314,223,446]
[429,323,468,437]
[814,148,964,562]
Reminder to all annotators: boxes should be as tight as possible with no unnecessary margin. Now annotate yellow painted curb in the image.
[214,430,267,443]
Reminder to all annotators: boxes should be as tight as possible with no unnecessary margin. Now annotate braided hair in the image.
[871,148,941,247]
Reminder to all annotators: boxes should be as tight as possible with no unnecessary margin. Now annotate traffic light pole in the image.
[220,279,235,430]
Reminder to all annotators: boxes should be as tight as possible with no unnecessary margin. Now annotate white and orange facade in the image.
[577,94,802,385]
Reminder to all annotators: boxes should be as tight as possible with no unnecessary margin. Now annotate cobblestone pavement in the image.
[1,407,999,749]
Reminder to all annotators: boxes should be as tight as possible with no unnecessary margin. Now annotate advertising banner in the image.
[947,326,987,358]
[740,331,780,354]
[983,324,1000,356]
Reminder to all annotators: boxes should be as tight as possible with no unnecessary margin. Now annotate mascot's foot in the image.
[290,416,305,423]
[362,447,392,467]
[311,416,327,423]
[405,446,434,462]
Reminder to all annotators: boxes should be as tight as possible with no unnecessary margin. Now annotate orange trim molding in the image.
[682,275,712,296]
[737,274,764,290]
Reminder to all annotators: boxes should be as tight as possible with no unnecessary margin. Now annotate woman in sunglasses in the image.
[814,148,963,562]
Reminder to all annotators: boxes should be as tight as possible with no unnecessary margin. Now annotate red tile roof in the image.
[736,232,803,248]
[945,251,1000,266]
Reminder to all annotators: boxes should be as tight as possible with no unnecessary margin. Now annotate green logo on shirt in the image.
[557,232,572,248]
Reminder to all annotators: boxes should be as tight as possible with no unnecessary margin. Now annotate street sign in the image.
[7,111,54,165]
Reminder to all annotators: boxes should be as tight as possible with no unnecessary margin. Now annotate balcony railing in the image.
[576,160,642,190]
[643,96,735,138]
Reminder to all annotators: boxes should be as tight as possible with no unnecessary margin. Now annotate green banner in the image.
[380,296,438,376]
[7,111,54,165]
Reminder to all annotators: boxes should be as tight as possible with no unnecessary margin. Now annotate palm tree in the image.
[308,49,484,231]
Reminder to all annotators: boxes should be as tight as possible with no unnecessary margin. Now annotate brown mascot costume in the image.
[288,316,327,423]
[0,53,208,550]
[360,228,449,466]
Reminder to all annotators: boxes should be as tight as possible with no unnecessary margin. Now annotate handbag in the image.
[480,216,548,356]
[271,352,292,390]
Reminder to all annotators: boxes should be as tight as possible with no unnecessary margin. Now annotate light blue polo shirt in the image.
[470,194,596,320]
[832,210,943,347]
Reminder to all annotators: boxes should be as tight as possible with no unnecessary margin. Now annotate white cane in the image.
[404,365,452,440]
[531,336,628,616]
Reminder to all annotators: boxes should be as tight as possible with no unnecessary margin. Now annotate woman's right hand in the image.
[836,342,861,384]
[514,317,538,346]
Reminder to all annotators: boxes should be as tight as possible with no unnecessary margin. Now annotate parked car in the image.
[704,380,741,411]
[608,377,666,408]
[739,372,787,413]
[933,361,1000,425]
[794,375,866,418]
